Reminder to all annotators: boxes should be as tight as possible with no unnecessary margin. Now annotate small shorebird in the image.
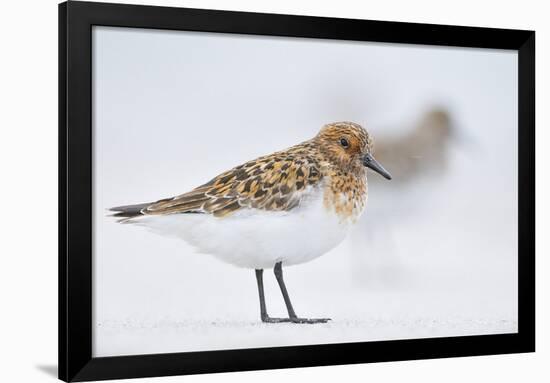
[110,122,391,324]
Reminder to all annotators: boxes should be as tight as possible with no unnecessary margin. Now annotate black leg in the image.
[273,262,297,318]
[273,262,331,324]
[255,269,292,323]
[255,269,268,320]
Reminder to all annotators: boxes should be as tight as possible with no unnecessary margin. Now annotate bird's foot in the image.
[261,316,293,323]
[261,315,331,324]
[289,317,331,324]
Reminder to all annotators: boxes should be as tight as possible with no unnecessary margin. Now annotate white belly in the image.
[129,190,354,269]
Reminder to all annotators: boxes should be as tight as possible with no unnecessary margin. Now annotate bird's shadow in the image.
[36,364,57,379]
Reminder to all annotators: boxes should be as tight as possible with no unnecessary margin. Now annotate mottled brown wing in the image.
[142,151,323,218]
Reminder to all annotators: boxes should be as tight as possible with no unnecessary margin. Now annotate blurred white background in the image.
[93,26,517,356]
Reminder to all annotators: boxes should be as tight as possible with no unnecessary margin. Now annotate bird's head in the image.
[315,122,392,180]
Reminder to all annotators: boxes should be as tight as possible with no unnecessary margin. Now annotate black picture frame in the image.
[59,1,535,381]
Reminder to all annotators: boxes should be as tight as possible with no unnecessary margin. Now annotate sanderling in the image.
[110,122,391,324]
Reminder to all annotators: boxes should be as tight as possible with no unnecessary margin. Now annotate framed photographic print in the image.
[59,1,535,381]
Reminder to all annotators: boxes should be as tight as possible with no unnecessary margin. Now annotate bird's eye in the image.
[340,138,349,148]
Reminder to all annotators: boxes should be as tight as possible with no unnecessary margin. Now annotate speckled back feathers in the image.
[111,122,372,221]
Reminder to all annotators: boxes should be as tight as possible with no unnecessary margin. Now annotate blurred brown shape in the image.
[350,108,454,289]
[373,108,453,183]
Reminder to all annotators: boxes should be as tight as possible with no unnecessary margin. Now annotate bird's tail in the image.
[109,202,150,221]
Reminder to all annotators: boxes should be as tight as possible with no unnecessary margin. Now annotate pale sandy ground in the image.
[95,288,516,356]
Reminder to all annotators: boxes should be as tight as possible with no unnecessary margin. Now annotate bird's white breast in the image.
[131,186,360,269]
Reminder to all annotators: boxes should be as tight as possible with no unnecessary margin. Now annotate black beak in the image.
[363,153,392,180]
